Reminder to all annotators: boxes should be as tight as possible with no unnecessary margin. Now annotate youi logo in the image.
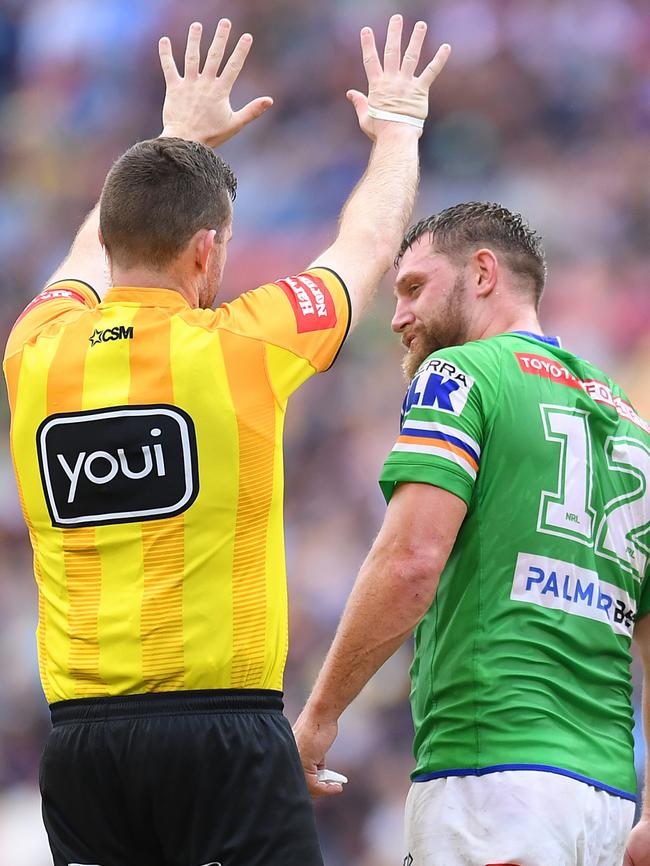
[37,405,199,527]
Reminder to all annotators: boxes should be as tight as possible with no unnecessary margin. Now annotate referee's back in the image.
[4,268,350,703]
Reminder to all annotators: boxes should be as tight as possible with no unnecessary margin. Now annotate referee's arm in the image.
[45,19,273,298]
[45,203,106,298]
[310,21,450,331]
[625,614,650,865]
[294,482,466,799]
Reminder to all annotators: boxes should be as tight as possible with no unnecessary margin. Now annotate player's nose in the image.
[391,301,414,333]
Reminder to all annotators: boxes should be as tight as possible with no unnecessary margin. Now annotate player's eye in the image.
[409,284,421,295]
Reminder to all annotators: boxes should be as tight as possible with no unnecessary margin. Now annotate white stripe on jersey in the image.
[400,420,481,460]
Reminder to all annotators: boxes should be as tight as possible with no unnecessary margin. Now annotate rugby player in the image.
[3,14,450,866]
[295,203,650,866]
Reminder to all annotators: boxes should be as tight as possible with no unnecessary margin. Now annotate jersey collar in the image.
[510,330,562,348]
[103,287,192,311]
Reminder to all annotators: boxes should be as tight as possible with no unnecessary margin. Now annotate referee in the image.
[3,16,450,866]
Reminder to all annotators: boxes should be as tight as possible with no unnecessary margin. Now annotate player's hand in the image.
[159,19,273,148]
[293,708,342,800]
[624,817,650,866]
[347,15,450,141]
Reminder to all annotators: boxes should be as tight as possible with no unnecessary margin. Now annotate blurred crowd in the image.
[1,0,650,862]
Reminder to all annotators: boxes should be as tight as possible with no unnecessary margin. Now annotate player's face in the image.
[392,239,471,381]
[200,216,233,309]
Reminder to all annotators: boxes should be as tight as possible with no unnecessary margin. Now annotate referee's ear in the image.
[194,228,217,274]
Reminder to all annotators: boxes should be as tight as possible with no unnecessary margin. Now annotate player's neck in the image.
[472,310,544,343]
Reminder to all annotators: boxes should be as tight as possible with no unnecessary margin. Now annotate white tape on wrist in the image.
[367,105,424,129]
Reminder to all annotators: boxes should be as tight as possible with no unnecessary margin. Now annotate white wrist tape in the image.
[367,105,424,129]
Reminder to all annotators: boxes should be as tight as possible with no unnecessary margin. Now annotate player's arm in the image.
[293,482,466,798]
[44,20,272,298]
[311,17,450,329]
[624,612,650,866]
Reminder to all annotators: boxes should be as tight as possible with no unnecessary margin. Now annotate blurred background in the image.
[1,0,650,862]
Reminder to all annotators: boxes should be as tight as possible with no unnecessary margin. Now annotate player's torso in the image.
[411,334,649,797]
[8,296,289,701]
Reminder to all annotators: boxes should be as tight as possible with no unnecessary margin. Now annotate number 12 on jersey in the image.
[538,404,650,581]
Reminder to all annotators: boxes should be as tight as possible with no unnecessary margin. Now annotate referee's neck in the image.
[109,263,201,308]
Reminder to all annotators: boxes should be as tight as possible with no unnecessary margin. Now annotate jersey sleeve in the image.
[217,267,351,399]
[5,279,100,358]
[379,344,500,506]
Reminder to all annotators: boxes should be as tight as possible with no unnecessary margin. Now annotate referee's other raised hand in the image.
[346,15,451,141]
[159,19,274,148]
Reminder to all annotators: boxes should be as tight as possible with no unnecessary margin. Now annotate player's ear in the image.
[194,229,217,274]
[98,227,114,280]
[473,248,498,299]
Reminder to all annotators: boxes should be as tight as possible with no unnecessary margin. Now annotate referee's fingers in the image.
[233,96,274,132]
[158,37,179,84]
[417,42,451,89]
[184,21,202,79]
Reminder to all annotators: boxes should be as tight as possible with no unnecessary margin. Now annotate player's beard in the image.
[401,273,471,382]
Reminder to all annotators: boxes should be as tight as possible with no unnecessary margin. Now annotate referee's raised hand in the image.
[347,15,450,141]
[159,19,273,148]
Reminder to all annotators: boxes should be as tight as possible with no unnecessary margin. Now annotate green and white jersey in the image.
[380,332,650,800]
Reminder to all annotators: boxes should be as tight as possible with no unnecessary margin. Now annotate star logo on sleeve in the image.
[88,329,103,346]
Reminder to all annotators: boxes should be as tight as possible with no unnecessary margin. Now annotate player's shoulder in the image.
[577,356,650,438]
[403,340,500,422]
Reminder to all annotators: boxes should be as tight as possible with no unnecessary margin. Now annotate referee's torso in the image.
[4,268,350,703]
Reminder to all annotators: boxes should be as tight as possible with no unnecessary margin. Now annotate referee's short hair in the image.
[397,202,547,307]
[100,137,237,270]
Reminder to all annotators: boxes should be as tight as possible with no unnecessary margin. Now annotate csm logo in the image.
[37,405,199,528]
[89,325,134,346]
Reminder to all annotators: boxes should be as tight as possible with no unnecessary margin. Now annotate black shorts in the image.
[40,689,324,866]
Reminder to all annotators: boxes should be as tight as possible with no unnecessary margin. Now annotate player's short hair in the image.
[396,202,547,306]
[100,137,237,270]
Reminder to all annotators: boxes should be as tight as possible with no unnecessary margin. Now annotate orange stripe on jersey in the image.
[47,315,107,695]
[63,527,105,695]
[129,305,185,691]
[397,435,480,472]
[128,304,175,404]
[6,348,52,694]
[141,517,185,691]
[220,330,275,688]
[46,313,95,410]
